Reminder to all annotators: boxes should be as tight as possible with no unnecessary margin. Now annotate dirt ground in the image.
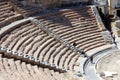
[96,50,120,80]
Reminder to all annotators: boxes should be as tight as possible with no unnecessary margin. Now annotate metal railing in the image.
[0,45,66,72]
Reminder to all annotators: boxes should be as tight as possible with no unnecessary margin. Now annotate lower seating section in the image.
[0,20,80,71]
[37,6,106,52]
[9,0,42,17]
[0,54,78,80]
[0,0,23,28]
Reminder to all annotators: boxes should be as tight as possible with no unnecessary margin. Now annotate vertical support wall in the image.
[91,6,106,31]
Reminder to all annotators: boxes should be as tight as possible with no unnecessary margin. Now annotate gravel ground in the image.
[96,50,120,80]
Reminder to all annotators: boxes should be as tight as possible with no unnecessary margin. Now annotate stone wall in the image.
[19,0,89,9]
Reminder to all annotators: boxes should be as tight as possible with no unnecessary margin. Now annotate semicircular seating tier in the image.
[0,20,80,71]
[0,53,82,80]
[36,6,107,52]
[0,2,111,80]
[8,0,42,17]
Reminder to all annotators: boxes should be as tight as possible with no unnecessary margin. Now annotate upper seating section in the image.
[0,1,23,28]
[37,6,106,52]
[0,20,80,71]
[9,0,42,17]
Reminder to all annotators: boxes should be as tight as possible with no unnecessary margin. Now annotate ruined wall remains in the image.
[19,0,89,9]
